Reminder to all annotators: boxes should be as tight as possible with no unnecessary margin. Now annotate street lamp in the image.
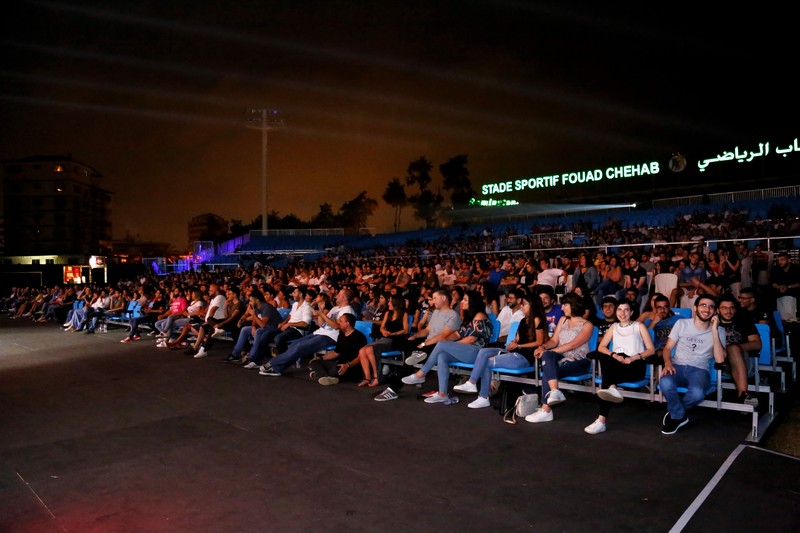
[247,109,284,236]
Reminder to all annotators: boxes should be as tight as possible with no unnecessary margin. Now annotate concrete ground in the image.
[1,318,798,532]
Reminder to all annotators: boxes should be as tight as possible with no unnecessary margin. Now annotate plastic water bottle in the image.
[443,396,459,406]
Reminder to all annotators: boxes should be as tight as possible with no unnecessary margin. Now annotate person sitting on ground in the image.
[308,313,368,386]
[258,288,355,377]
[357,294,409,387]
[584,300,655,434]
[525,292,594,424]
[401,290,493,404]
[453,291,548,408]
[658,294,726,434]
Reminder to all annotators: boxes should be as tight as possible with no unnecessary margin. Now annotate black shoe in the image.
[185,348,198,356]
[661,413,689,435]
[738,392,759,408]
[224,354,238,362]
[84,329,94,334]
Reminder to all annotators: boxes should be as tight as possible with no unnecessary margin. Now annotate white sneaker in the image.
[597,387,624,403]
[468,396,491,409]
[193,347,207,359]
[546,389,566,406]
[423,393,449,404]
[211,328,225,339]
[525,408,554,423]
[401,373,426,385]
[156,332,168,339]
[156,340,168,348]
[404,350,428,365]
[584,418,607,434]
[242,361,258,369]
[454,381,478,394]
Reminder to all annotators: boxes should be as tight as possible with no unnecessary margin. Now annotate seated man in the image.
[492,288,525,346]
[593,295,618,337]
[307,313,368,385]
[258,285,314,356]
[659,295,726,435]
[717,294,760,407]
[644,294,681,363]
[258,288,355,376]
[226,290,282,365]
[373,288,461,402]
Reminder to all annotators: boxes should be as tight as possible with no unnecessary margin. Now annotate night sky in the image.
[2,1,797,249]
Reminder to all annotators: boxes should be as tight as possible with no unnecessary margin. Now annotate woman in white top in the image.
[584,300,655,434]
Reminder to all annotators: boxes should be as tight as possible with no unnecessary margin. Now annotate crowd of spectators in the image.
[1,203,798,434]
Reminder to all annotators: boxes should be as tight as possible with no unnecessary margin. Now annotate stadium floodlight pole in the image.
[246,109,284,236]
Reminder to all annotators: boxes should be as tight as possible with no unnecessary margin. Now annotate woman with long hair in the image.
[454,292,549,408]
[478,281,501,317]
[356,294,409,387]
[402,290,493,403]
[525,292,594,423]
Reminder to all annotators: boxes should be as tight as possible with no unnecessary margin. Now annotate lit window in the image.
[54,165,63,172]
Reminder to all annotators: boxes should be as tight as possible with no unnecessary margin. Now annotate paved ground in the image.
[1,318,798,532]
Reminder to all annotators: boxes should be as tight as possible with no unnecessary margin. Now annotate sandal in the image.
[368,377,380,387]
[358,378,371,387]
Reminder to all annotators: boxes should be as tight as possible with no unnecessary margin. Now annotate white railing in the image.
[654,185,800,208]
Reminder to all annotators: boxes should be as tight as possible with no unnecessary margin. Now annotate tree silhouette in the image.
[440,154,474,208]
[382,177,408,232]
[339,190,378,231]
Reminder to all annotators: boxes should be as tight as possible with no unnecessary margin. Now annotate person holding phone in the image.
[658,294,727,435]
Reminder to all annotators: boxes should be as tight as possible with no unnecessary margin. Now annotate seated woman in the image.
[356,294,409,387]
[526,292,594,423]
[401,290,493,403]
[454,292,548,408]
[584,300,655,434]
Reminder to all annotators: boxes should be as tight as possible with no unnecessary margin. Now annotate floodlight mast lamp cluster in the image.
[247,109,284,235]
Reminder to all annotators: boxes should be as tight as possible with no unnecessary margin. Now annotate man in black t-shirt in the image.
[307,313,367,385]
[718,294,760,406]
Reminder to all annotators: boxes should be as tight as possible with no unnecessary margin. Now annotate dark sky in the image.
[2,1,797,249]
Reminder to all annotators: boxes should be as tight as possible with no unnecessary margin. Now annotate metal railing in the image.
[653,185,800,208]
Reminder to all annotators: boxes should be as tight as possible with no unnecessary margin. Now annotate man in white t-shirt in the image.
[659,294,726,435]
[494,288,525,345]
[260,288,354,376]
[535,259,567,290]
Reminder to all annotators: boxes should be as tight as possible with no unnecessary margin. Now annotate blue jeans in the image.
[269,334,335,373]
[420,341,481,394]
[246,325,279,363]
[231,326,256,356]
[263,327,304,354]
[659,364,710,420]
[539,350,591,399]
[470,348,530,398]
